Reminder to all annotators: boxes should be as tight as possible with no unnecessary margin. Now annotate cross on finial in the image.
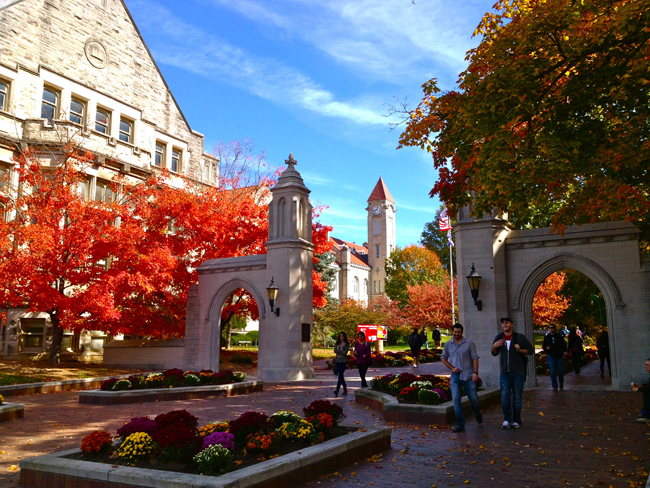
[285,153,297,170]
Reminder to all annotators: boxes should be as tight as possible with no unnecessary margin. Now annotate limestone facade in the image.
[0,0,218,358]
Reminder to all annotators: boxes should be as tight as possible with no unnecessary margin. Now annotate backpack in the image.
[409,332,422,348]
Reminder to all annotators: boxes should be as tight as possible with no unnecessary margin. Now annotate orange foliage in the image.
[532,272,570,327]
[403,279,457,330]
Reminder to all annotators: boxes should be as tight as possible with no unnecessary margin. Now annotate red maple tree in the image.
[403,279,457,330]
[532,272,571,327]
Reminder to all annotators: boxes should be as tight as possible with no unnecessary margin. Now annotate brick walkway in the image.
[1,359,648,488]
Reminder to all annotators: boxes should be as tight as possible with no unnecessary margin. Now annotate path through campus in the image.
[0,359,647,488]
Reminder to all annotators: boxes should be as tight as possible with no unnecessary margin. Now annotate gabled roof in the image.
[367,176,395,203]
[329,237,370,268]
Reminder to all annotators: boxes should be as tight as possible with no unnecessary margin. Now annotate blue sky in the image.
[126,0,494,247]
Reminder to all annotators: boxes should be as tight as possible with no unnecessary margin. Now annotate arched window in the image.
[354,277,359,294]
[364,279,368,295]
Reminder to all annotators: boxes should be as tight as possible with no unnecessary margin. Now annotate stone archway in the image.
[512,253,623,385]
[205,277,268,372]
[455,218,650,391]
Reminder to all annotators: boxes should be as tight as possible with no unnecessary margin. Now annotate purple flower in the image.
[432,388,447,402]
[202,431,235,451]
[116,417,159,439]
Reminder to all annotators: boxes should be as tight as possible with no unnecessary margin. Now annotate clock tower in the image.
[367,176,396,301]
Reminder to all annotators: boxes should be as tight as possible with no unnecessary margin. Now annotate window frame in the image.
[0,79,8,112]
[94,179,113,203]
[95,107,110,135]
[154,142,165,168]
[69,97,85,125]
[170,148,181,173]
[119,117,133,143]
[41,87,59,122]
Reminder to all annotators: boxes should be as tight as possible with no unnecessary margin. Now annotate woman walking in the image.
[354,331,372,388]
[334,331,350,396]
[568,328,584,374]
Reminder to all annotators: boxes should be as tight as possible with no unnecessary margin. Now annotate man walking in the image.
[408,327,423,368]
[491,317,534,429]
[542,324,567,391]
[441,323,482,433]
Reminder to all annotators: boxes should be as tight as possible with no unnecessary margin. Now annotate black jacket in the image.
[542,333,567,358]
[409,332,423,350]
[492,331,534,374]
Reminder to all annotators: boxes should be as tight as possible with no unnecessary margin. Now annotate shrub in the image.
[431,388,448,402]
[117,432,155,462]
[155,410,198,430]
[127,374,146,389]
[112,379,132,391]
[163,368,184,387]
[193,444,232,475]
[199,370,216,385]
[151,423,200,462]
[144,372,165,388]
[184,374,201,387]
[276,419,315,442]
[201,431,235,451]
[117,417,158,440]
[233,372,246,382]
[303,400,345,426]
[245,431,280,453]
[271,410,303,428]
[198,422,229,437]
[229,411,272,445]
[418,388,442,405]
[410,381,433,390]
[80,430,113,455]
[0,394,4,405]
[230,354,254,365]
[397,386,420,402]
[99,378,118,391]
[306,412,334,434]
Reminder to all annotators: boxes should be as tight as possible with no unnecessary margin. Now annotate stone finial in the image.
[285,153,297,170]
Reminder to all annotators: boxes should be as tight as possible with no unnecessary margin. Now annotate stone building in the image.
[329,177,397,303]
[0,0,218,358]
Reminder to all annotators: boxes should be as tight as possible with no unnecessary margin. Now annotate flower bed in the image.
[326,349,441,369]
[99,368,246,391]
[0,393,24,422]
[535,346,599,375]
[64,400,354,477]
[370,372,484,406]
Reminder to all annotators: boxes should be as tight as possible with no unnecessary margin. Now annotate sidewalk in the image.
[0,359,648,488]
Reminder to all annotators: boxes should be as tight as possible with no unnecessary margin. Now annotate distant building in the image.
[0,0,217,358]
[329,177,396,303]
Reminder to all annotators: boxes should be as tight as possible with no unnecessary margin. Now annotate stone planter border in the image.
[355,387,501,425]
[0,402,25,422]
[0,374,134,398]
[78,380,263,405]
[19,424,391,488]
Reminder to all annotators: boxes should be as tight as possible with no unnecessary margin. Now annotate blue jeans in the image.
[336,362,347,390]
[500,372,525,424]
[450,373,481,428]
[547,356,564,389]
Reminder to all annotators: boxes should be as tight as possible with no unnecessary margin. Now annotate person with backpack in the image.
[542,324,567,391]
[408,327,424,368]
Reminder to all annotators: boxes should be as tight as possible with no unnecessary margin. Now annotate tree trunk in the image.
[49,317,63,364]
[226,321,232,350]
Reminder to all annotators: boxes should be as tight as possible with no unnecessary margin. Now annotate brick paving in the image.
[0,359,648,488]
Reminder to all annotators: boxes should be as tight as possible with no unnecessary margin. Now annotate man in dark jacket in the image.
[542,324,567,391]
[408,328,423,368]
[491,317,534,429]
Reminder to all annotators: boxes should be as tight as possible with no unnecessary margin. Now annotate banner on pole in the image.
[358,325,387,342]
[439,208,452,231]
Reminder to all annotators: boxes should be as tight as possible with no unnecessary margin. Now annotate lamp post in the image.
[466,263,482,311]
[267,277,280,317]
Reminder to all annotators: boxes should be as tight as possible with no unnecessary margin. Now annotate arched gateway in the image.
[455,212,650,391]
[182,155,315,381]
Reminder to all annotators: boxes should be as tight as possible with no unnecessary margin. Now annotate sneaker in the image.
[501,421,509,429]
[476,413,483,424]
[559,384,564,390]
[553,387,558,392]
[636,417,650,423]
[453,426,465,433]
[511,422,521,429]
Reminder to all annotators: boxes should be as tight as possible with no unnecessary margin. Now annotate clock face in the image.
[373,205,381,216]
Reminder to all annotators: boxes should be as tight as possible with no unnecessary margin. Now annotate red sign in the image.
[358,325,387,342]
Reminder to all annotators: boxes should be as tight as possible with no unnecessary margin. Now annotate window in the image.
[41,88,58,122]
[171,149,180,173]
[379,280,382,292]
[212,164,218,184]
[0,80,7,111]
[119,118,132,143]
[78,179,90,199]
[354,277,359,293]
[21,318,46,349]
[70,98,85,124]
[364,279,368,295]
[95,108,110,134]
[203,163,210,181]
[373,220,381,236]
[373,281,377,293]
[95,180,113,202]
[376,245,380,258]
[154,143,164,167]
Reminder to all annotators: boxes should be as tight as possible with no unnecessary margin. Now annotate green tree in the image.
[398,0,650,243]
[420,207,456,272]
[556,269,606,338]
[384,245,447,305]
[313,299,387,346]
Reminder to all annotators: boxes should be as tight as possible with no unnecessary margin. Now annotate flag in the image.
[439,208,452,231]
[447,229,454,247]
